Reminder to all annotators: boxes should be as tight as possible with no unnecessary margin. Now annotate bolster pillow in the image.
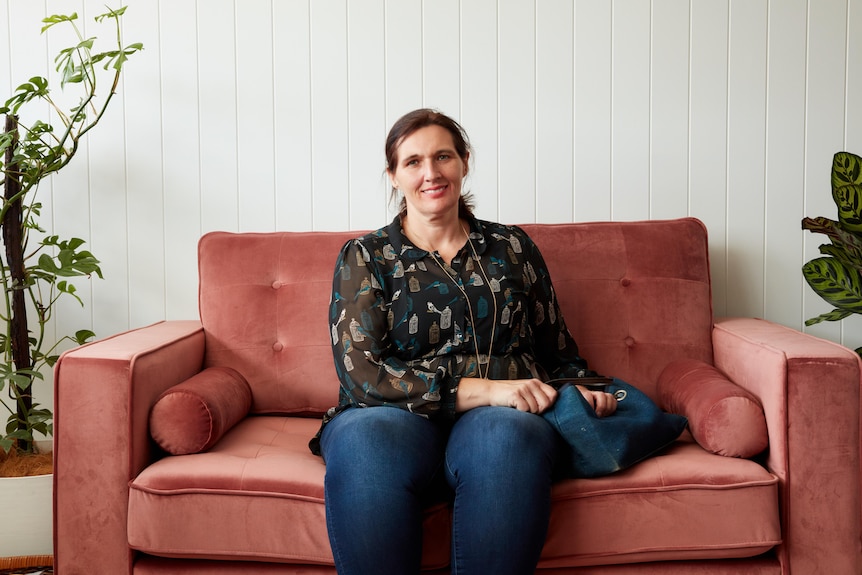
[657,359,768,458]
[150,366,252,455]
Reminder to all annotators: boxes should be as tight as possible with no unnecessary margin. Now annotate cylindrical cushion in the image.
[149,366,252,455]
[658,359,768,458]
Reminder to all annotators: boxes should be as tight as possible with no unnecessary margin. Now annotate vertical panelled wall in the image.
[2,0,862,353]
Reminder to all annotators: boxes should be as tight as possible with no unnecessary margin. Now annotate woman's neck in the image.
[402,212,467,264]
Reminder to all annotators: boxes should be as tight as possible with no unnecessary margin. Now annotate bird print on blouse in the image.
[309,216,593,455]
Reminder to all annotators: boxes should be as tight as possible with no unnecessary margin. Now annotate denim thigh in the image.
[320,407,447,575]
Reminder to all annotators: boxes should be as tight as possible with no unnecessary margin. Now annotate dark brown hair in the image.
[385,108,474,216]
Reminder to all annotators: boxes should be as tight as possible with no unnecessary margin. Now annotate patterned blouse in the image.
[310,215,593,453]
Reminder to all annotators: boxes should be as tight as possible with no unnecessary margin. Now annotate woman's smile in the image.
[422,184,448,194]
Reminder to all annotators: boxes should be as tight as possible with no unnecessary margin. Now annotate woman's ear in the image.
[462,152,470,178]
[387,169,398,190]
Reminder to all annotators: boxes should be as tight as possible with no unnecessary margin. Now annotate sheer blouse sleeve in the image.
[518,229,596,380]
[329,239,459,418]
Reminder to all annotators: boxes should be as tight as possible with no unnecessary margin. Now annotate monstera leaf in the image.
[802,256,862,325]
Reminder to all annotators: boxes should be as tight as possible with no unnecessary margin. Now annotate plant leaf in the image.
[3,77,51,114]
[54,38,96,87]
[805,308,854,326]
[37,253,59,274]
[803,216,862,267]
[93,42,144,71]
[802,256,862,314]
[74,329,96,344]
[95,6,127,24]
[832,184,862,233]
[41,13,78,33]
[37,237,103,279]
[832,151,862,192]
[819,243,856,266]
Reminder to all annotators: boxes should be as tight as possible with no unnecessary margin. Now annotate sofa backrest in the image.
[197,218,714,415]
[520,219,714,397]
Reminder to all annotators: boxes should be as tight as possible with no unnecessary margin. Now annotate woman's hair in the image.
[385,108,475,217]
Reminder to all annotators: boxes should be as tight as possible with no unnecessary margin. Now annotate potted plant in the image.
[801,151,862,354]
[0,6,141,564]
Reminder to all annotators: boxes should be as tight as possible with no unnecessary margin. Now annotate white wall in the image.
[2,0,862,401]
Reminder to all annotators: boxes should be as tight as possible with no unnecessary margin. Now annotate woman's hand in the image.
[575,385,618,417]
[456,378,619,418]
[456,377,558,414]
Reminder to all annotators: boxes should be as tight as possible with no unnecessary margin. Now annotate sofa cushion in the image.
[149,367,252,455]
[130,416,780,569]
[657,359,769,458]
[540,439,780,567]
[129,416,450,569]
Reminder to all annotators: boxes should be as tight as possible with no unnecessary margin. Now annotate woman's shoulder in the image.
[350,226,391,247]
[339,220,393,250]
[475,218,536,248]
[338,219,406,267]
[475,217,526,234]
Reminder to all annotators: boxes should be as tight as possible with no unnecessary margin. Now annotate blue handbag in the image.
[543,378,688,478]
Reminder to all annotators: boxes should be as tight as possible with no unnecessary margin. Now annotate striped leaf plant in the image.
[802,151,862,353]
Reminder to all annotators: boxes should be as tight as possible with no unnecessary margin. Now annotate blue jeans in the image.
[319,406,558,575]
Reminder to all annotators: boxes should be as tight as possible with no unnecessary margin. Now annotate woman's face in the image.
[388,125,469,221]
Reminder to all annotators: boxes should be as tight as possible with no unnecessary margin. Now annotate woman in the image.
[315,109,617,575]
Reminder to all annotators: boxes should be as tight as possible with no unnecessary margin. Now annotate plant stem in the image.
[2,115,34,453]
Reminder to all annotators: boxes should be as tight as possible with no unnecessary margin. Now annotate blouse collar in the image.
[387,214,488,263]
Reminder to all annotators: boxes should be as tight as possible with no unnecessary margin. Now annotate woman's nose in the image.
[422,160,440,179]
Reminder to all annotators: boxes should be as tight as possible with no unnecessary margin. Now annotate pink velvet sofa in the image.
[53,218,862,574]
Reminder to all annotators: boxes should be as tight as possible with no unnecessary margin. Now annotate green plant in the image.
[0,7,142,455]
[801,151,862,354]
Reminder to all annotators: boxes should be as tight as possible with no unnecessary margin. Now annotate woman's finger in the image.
[594,391,618,417]
[576,386,618,417]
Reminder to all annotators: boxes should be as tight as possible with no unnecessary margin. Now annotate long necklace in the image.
[427,226,498,380]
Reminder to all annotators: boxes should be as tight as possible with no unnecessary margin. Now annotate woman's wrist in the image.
[454,377,559,414]
[454,377,490,413]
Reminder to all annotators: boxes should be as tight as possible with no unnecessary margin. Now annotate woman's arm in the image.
[330,239,457,417]
[518,228,594,379]
[455,377,616,416]
[455,377,556,413]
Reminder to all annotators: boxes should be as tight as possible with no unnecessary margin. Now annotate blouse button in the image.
[624,336,635,347]
[272,280,283,289]
[620,278,631,287]
[273,342,284,352]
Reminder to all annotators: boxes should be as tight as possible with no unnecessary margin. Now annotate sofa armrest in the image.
[713,317,862,574]
[54,320,205,575]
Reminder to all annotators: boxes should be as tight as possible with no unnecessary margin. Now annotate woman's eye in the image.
[437,154,450,161]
